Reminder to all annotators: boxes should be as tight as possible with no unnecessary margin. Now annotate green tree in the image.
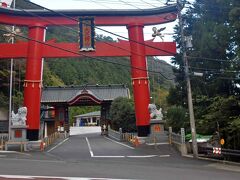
[200,96,240,149]
[167,0,240,149]
[166,106,188,133]
[109,97,136,133]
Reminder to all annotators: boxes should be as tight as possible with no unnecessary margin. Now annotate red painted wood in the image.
[0,9,177,136]
[24,25,46,130]
[128,24,150,127]
[0,13,177,26]
[0,41,176,58]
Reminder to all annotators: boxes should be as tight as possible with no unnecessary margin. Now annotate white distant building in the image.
[74,111,100,127]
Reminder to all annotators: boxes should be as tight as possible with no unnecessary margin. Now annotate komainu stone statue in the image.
[11,107,27,126]
[148,104,163,120]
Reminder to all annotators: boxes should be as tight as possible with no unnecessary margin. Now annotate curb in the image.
[0,150,17,153]
[183,154,240,166]
[0,150,31,156]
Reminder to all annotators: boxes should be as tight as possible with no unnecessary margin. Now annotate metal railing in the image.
[39,132,68,151]
[168,127,185,145]
[108,126,137,143]
[168,127,187,155]
[108,127,122,141]
[199,146,240,161]
[121,132,137,143]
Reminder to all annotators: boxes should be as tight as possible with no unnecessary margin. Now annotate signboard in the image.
[154,124,161,132]
[79,17,95,51]
[213,147,221,155]
[220,138,225,145]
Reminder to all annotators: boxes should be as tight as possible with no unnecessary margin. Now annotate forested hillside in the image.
[43,26,175,97]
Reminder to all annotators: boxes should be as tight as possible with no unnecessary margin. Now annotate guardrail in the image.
[199,146,240,161]
[108,127,122,141]
[122,132,137,143]
[168,127,187,155]
[108,127,136,143]
[24,132,66,151]
[168,127,185,144]
[40,132,68,151]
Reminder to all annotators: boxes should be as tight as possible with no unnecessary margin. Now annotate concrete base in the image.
[27,130,39,141]
[10,125,28,142]
[137,125,150,137]
[5,141,27,152]
[136,136,148,144]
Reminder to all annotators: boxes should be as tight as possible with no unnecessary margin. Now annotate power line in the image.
[118,0,144,10]
[187,66,240,74]
[73,0,169,7]
[18,6,175,74]
[0,28,174,80]
[17,8,176,69]
[140,0,159,8]
[187,56,239,63]
[22,0,177,56]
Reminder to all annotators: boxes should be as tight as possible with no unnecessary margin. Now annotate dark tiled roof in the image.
[41,84,130,104]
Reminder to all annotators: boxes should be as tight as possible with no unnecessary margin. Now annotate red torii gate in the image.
[0,5,177,140]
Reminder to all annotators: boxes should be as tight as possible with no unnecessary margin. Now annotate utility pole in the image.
[177,0,198,158]
[8,0,16,141]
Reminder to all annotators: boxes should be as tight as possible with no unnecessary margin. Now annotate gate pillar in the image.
[127,24,150,137]
[24,24,45,140]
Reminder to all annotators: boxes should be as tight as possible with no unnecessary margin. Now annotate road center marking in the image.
[93,155,125,158]
[159,155,170,157]
[0,174,134,180]
[127,155,158,158]
[85,137,170,158]
[85,137,94,157]
[146,142,169,146]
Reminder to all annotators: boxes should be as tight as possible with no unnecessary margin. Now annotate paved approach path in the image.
[0,127,239,180]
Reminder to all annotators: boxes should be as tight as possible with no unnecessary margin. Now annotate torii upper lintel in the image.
[0,4,177,26]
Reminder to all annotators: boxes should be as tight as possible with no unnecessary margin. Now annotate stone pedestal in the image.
[149,119,167,143]
[150,119,165,135]
[5,125,28,151]
[10,125,28,142]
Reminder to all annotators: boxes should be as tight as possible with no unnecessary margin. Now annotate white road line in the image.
[127,155,158,158]
[47,138,69,153]
[159,155,170,157]
[104,136,135,149]
[0,175,135,180]
[0,150,17,153]
[146,142,169,146]
[108,134,121,141]
[93,155,125,158]
[0,155,6,157]
[85,137,94,157]
[93,155,170,158]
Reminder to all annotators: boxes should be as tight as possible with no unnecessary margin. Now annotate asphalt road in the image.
[0,128,239,180]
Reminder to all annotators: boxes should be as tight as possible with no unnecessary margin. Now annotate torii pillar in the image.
[23,24,46,140]
[128,24,150,137]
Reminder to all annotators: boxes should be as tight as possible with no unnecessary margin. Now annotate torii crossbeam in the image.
[0,4,177,140]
